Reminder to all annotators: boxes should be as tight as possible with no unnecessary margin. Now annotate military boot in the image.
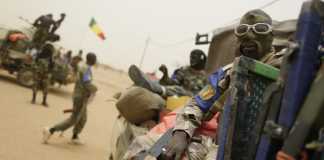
[31,91,36,104]
[128,65,164,95]
[42,94,48,107]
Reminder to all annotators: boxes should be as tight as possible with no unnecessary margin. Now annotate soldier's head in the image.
[78,49,83,57]
[60,13,66,18]
[46,14,53,19]
[86,52,97,66]
[235,9,273,60]
[66,50,72,57]
[190,49,206,70]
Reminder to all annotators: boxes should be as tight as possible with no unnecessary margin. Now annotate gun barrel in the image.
[313,0,324,17]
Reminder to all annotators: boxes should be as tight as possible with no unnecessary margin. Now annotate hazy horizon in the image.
[0,0,306,73]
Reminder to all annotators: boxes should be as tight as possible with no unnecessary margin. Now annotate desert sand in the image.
[0,66,131,160]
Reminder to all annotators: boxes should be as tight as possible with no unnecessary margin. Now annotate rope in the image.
[205,0,283,34]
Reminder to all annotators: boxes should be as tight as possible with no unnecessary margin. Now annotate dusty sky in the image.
[0,0,306,72]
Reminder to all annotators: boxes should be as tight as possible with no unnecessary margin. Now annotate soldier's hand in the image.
[60,13,66,18]
[160,131,188,160]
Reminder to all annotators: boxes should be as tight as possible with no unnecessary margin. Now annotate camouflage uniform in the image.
[50,13,65,35]
[31,58,51,106]
[128,64,208,97]
[169,66,207,95]
[152,9,289,160]
[154,66,208,97]
[50,62,97,137]
[172,51,284,159]
[32,14,55,49]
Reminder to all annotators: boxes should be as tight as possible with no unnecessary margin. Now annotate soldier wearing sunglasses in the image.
[234,10,281,64]
[158,9,286,160]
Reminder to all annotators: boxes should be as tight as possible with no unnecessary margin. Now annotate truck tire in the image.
[17,69,34,87]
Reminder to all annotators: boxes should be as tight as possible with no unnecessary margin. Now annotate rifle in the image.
[280,59,324,158]
[255,0,323,159]
[63,108,73,113]
[134,128,174,160]
[280,0,324,159]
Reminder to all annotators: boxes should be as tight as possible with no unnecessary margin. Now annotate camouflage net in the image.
[219,56,279,160]
[230,73,272,160]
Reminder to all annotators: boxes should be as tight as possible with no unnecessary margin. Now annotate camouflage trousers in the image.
[32,28,48,49]
[32,75,50,105]
[52,97,88,135]
[164,85,193,97]
[32,77,50,94]
[123,132,218,160]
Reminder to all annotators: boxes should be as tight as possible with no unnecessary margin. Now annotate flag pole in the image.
[139,36,150,69]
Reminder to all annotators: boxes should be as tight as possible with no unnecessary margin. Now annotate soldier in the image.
[71,54,83,74]
[129,49,208,97]
[159,9,285,160]
[53,47,63,63]
[42,53,98,145]
[33,14,54,33]
[62,50,72,65]
[161,49,207,94]
[78,49,83,60]
[32,14,55,49]
[31,43,54,107]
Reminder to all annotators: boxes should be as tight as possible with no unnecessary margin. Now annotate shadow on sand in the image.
[48,87,72,99]
[0,72,20,86]
[0,72,72,98]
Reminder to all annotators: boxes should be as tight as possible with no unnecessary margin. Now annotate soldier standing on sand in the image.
[31,43,54,107]
[42,53,98,145]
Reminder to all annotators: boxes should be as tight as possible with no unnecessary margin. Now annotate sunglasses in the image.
[234,23,272,36]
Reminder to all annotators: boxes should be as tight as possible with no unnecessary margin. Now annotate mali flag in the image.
[89,18,106,40]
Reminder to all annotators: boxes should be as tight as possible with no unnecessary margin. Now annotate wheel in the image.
[17,68,34,87]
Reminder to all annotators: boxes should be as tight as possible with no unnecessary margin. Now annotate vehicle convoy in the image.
[0,29,34,87]
[0,27,75,87]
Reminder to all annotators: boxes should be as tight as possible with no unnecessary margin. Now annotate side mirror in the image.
[195,33,210,45]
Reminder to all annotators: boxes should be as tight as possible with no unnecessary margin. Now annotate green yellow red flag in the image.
[89,18,106,40]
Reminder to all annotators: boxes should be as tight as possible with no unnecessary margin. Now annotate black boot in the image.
[128,65,164,95]
[31,91,36,104]
[42,93,48,107]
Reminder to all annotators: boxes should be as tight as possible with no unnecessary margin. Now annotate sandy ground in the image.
[0,66,131,160]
